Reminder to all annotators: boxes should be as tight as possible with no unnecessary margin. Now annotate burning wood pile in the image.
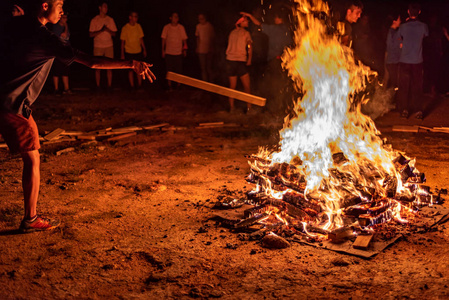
[213,0,448,255]
[242,153,443,245]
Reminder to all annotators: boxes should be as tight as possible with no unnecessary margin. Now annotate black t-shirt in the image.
[0,16,77,117]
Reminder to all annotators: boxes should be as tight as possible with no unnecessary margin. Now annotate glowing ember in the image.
[247,0,440,238]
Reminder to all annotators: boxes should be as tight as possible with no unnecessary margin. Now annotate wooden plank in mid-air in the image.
[166,72,266,107]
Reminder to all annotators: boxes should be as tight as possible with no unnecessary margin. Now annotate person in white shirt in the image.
[161,12,188,90]
[89,1,117,92]
[195,13,215,82]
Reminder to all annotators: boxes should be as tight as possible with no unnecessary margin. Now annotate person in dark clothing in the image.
[0,0,155,233]
[385,14,402,89]
[241,9,293,113]
[443,24,449,96]
[396,3,428,119]
[50,13,72,95]
[341,0,363,48]
[423,14,444,97]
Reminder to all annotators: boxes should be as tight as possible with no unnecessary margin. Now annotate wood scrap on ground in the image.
[56,147,75,156]
[392,125,419,133]
[141,123,169,130]
[352,234,374,250]
[105,132,137,142]
[44,128,65,141]
[0,120,239,151]
[392,125,449,134]
[111,126,143,133]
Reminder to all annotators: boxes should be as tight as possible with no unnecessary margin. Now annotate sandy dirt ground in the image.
[1,87,449,299]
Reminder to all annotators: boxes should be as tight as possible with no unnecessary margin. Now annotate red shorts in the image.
[0,112,40,153]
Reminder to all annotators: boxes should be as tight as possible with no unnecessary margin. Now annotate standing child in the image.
[397,3,428,119]
[51,13,72,95]
[385,14,401,89]
[161,12,188,90]
[121,11,147,91]
[89,1,117,92]
[226,15,252,113]
[195,13,215,82]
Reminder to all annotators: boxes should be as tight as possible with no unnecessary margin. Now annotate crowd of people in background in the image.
[7,0,449,116]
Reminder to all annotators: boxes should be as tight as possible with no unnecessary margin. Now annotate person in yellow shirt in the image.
[121,11,147,90]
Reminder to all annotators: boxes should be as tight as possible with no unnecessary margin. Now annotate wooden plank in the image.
[44,128,65,141]
[105,132,137,142]
[76,134,97,141]
[142,123,170,130]
[166,72,266,107]
[61,131,85,136]
[86,127,112,135]
[43,137,76,145]
[56,147,75,156]
[111,126,142,133]
[392,125,419,133]
[352,234,373,250]
[161,126,188,131]
[430,127,449,133]
[199,122,224,126]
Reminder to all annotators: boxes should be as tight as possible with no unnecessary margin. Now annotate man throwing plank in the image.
[0,0,155,233]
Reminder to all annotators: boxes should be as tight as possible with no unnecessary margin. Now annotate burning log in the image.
[328,227,355,243]
[282,192,322,213]
[358,208,394,227]
[234,212,269,229]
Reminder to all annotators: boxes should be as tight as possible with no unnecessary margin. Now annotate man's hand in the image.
[132,60,156,82]
[103,26,112,34]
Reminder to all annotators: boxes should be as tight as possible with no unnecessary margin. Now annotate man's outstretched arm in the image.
[74,51,156,81]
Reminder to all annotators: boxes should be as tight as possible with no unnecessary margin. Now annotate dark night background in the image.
[1,0,449,91]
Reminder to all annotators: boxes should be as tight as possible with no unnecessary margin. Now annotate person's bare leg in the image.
[128,70,135,88]
[53,76,59,92]
[137,73,142,88]
[62,76,69,91]
[21,150,40,219]
[95,70,101,87]
[240,73,251,111]
[228,76,237,111]
[107,70,113,88]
